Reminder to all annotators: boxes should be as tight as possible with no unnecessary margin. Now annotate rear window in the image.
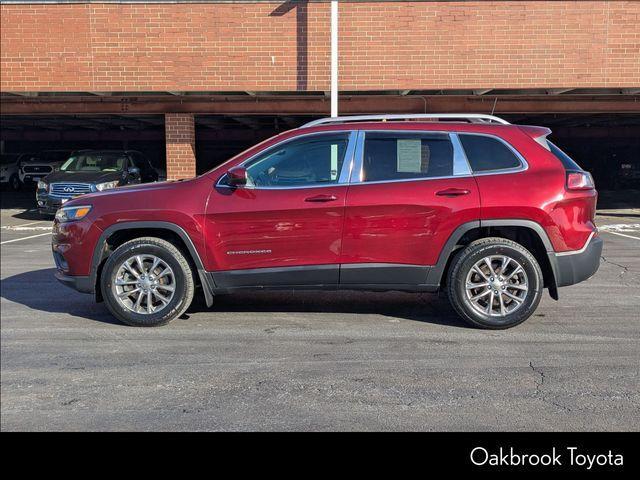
[459,134,521,172]
[362,132,454,182]
[547,141,583,171]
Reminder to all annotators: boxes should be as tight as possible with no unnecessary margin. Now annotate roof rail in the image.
[302,114,510,128]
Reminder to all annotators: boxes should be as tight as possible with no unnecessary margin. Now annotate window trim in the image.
[349,130,472,185]
[457,132,529,176]
[216,129,528,190]
[216,130,357,190]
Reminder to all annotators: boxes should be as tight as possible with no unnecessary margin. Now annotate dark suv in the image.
[52,114,602,329]
[37,150,158,215]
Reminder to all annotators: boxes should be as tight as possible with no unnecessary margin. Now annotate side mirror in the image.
[128,166,140,176]
[226,166,248,186]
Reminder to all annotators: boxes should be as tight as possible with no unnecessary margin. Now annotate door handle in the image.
[436,188,471,197]
[305,194,338,203]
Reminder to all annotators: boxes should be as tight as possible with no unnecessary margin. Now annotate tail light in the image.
[566,171,595,190]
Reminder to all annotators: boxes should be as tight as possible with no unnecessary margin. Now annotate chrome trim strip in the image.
[50,182,92,187]
[338,131,358,184]
[554,231,597,256]
[49,182,93,197]
[450,133,472,176]
[348,174,475,186]
[216,129,528,190]
[349,130,365,184]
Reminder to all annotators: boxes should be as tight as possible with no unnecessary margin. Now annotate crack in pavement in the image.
[600,256,631,284]
[529,361,572,412]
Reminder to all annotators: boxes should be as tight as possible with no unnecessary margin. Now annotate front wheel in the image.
[447,237,543,329]
[101,237,195,327]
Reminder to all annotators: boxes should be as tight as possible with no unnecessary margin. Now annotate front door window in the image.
[243,133,350,188]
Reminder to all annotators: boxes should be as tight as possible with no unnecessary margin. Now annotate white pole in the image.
[330,0,338,117]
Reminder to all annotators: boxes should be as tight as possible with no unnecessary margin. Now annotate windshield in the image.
[61,153,127,172]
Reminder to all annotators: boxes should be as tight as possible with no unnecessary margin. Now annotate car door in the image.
[204,131,356,289]
[340,130,481,287]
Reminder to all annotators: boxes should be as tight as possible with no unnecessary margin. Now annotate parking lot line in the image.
[12,221,44,227]
[0,232,51,245]
[603,231,640,241]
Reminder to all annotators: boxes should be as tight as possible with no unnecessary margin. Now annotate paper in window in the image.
[330,144,338,180]
[396,139,422,173]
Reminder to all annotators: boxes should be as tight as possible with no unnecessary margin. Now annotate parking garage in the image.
[1,91,639,207]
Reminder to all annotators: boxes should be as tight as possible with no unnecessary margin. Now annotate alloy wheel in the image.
[112,254,176,314]
[464,255,529,317]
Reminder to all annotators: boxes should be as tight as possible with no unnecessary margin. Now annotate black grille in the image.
[23,165,53,174]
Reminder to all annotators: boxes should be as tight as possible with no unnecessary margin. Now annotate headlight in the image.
[55,205,92,223]
[94,181,119,191]
[37,180,48,191]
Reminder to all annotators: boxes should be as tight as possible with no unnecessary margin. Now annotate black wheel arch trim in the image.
[86,218,570,304]
[89,221,215,307]
[426,219,560,295]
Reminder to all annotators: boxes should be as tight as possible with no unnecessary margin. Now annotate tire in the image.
[101,237,195,327]
[447,237,543,329]
[9,174,21,191]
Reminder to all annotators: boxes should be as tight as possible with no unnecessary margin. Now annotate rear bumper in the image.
[549,234,603,287]
[55,271,94,294]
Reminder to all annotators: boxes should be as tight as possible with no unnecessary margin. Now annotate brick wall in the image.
[1,1,639,92]
[165,113,196,180]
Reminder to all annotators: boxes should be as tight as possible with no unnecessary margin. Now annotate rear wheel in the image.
[447,237,543,329]
[101,237,195,327]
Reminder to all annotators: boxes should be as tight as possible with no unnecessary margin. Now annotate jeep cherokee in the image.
[52,114,602,329]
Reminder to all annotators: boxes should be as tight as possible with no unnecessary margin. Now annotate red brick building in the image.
[1,1,639,181]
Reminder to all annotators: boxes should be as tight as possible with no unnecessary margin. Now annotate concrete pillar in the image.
[165,113,196,180]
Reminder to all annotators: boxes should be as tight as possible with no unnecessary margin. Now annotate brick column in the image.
[165,113,196,180]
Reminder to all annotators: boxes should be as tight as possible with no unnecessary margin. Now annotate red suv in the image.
[52,114,601,329]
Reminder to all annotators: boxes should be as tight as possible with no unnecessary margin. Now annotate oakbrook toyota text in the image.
[470,446,624,469]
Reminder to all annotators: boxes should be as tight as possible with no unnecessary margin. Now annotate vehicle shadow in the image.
[1,268,466,328]
[0,187,44,220]
[0,268,121,325]
[187,288,466,328]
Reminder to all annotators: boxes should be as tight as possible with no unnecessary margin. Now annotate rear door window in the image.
[459,134,522,172]
[362,132,454,182]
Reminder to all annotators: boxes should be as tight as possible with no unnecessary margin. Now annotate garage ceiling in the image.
[2,113,639,133]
